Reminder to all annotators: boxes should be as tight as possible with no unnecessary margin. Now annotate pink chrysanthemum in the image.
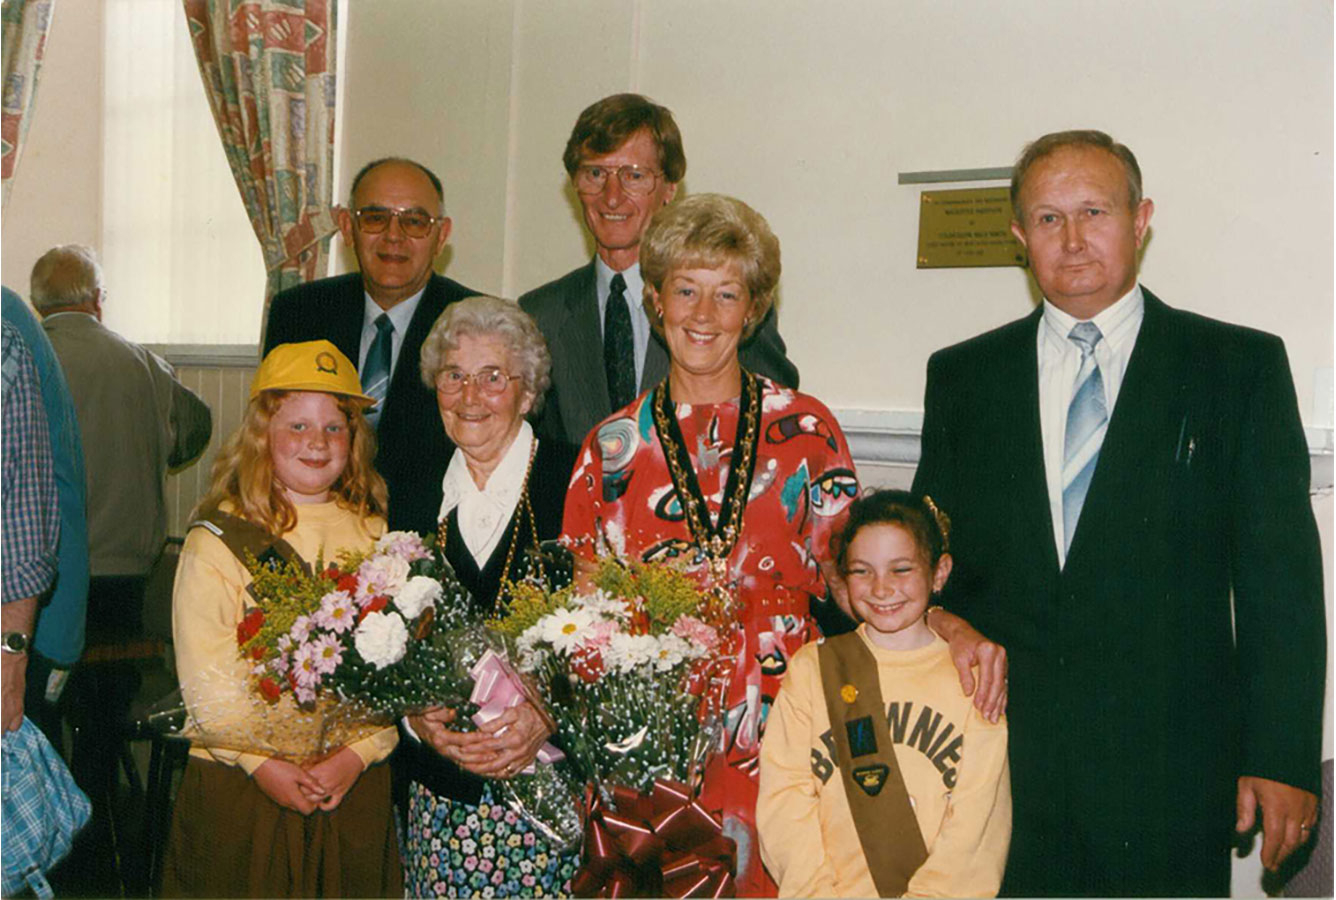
[291,641,321,688]
[314,590,357,634]
[311,633,344,675]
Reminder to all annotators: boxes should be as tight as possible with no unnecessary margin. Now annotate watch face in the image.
[2,632,28,653]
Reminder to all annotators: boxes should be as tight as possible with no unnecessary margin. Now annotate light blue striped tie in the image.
[361,313,393,428]
[1062,321,1107,553]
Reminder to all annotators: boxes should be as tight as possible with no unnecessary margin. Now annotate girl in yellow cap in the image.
[161,341,401,897]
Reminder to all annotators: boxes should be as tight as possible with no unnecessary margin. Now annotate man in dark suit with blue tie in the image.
[519,94,797,448]
[264,158,479,535]
[913,131,1324,896]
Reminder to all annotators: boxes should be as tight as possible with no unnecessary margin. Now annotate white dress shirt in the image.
[437,421,535,568]
[595,257,651,388]
[1037,284,1145,566]
[359,287,424,378]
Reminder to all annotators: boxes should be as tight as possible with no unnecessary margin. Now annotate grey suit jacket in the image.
[519,260,799,447]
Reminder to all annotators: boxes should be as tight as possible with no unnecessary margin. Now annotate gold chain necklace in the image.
[651,369,761,590]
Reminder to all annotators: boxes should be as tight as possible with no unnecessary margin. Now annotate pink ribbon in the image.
[468,649,564,773]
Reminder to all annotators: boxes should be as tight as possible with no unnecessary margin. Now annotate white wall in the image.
[0,2,103,292]
[339,0,1332,428]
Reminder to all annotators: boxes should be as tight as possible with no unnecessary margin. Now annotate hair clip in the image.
[923,494,951,551]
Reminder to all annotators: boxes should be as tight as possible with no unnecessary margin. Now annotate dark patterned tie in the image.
[361,313,393,429]
[1061,321,1107,552]
[603,272,636,410]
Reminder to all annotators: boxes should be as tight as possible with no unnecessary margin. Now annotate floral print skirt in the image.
[403,780,578,898]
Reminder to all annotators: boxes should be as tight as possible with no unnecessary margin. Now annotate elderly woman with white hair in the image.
[397,296,579,896]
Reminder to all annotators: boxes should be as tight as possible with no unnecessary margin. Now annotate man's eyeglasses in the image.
[351,206,445,238]
[435,367,523,396]
[572,164,662,196]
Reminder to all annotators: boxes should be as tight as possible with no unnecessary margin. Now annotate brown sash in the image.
[818,632,928,897]
[188,511,310,601]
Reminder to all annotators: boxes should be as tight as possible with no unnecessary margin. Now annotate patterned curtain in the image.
[182,0,337,311]
[1,0,55,211]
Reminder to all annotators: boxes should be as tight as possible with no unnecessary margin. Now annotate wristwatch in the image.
[1,632,30,654]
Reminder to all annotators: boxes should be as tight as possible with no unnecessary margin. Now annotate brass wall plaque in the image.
[916,187,1025,268]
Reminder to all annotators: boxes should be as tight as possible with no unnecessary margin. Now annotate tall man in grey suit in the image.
[913,131,1324,896]
[265,158,479,535]
[520,94,797,448]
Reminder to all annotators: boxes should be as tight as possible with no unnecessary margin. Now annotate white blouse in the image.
[437,421,535,568]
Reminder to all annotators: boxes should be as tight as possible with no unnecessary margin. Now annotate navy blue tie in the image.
[603,273,636,410]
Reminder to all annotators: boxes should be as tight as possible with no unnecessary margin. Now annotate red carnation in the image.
[250,644,266,660]
[356,594,389,624]
[570,644,605,684]
[324,563,340,579]
[258,677,282,703]
[236,607,265,645]
[337,573,359,594]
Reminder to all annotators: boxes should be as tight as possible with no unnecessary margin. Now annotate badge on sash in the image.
[846,715,878,757]
[852,764,890,796]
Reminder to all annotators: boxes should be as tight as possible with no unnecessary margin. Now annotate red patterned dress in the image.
[561,373,858,897]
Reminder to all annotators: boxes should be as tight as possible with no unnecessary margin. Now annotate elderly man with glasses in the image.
[520,94,798,448]
[264,157,480,535]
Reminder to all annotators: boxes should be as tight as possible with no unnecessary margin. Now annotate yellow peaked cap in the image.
[251,340,374,405]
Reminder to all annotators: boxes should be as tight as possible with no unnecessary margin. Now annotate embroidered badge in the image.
[315,352,338,374]
[846,715,878,757]
[840,684,858,704]
[852,764,890,796]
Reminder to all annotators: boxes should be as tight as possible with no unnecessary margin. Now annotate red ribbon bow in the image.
[571,780,736,898]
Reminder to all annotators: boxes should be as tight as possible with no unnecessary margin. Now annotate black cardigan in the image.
[393,435,578,807]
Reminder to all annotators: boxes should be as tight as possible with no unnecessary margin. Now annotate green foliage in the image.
[240,554,334,661]
[488,580,571,638]
[594,558,702,635]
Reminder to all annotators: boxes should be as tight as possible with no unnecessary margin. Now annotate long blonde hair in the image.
[194,390,387,535]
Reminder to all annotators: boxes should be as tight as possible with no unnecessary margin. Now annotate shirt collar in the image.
[363,286,426,335]
[1041,283,1144,352]
[439,421,535,515]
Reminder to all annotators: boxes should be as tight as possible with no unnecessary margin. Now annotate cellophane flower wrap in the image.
[150,531,479,765]
[493,555,742,896]
[320,534,583,851]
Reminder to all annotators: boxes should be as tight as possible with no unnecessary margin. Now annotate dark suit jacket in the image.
[913,290,1324,892]
[519,260,799,447]
[264,272,480,535]
[394,436,578,807]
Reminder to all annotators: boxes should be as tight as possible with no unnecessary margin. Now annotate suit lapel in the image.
[642,333,669,391]
[555,262,611,413]
[332,277,366,365]
[1064,291,1185,565]
[1006,309,1062,574]
[389,276,444,403]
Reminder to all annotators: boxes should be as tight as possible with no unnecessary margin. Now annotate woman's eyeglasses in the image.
[435,367,522,395]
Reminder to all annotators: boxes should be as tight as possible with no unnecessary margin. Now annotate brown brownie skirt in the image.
[161,755,403,898]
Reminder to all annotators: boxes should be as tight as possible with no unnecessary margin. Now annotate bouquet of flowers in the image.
[492,555,741,895]
[150,531,477,765]
[153,530,583,848]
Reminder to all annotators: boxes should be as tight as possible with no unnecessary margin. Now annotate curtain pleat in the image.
[181,0,338,328]
[1,0,56,211]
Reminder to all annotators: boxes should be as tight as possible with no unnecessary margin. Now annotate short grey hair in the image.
[31,245,103,312]
[419,296,552,415]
